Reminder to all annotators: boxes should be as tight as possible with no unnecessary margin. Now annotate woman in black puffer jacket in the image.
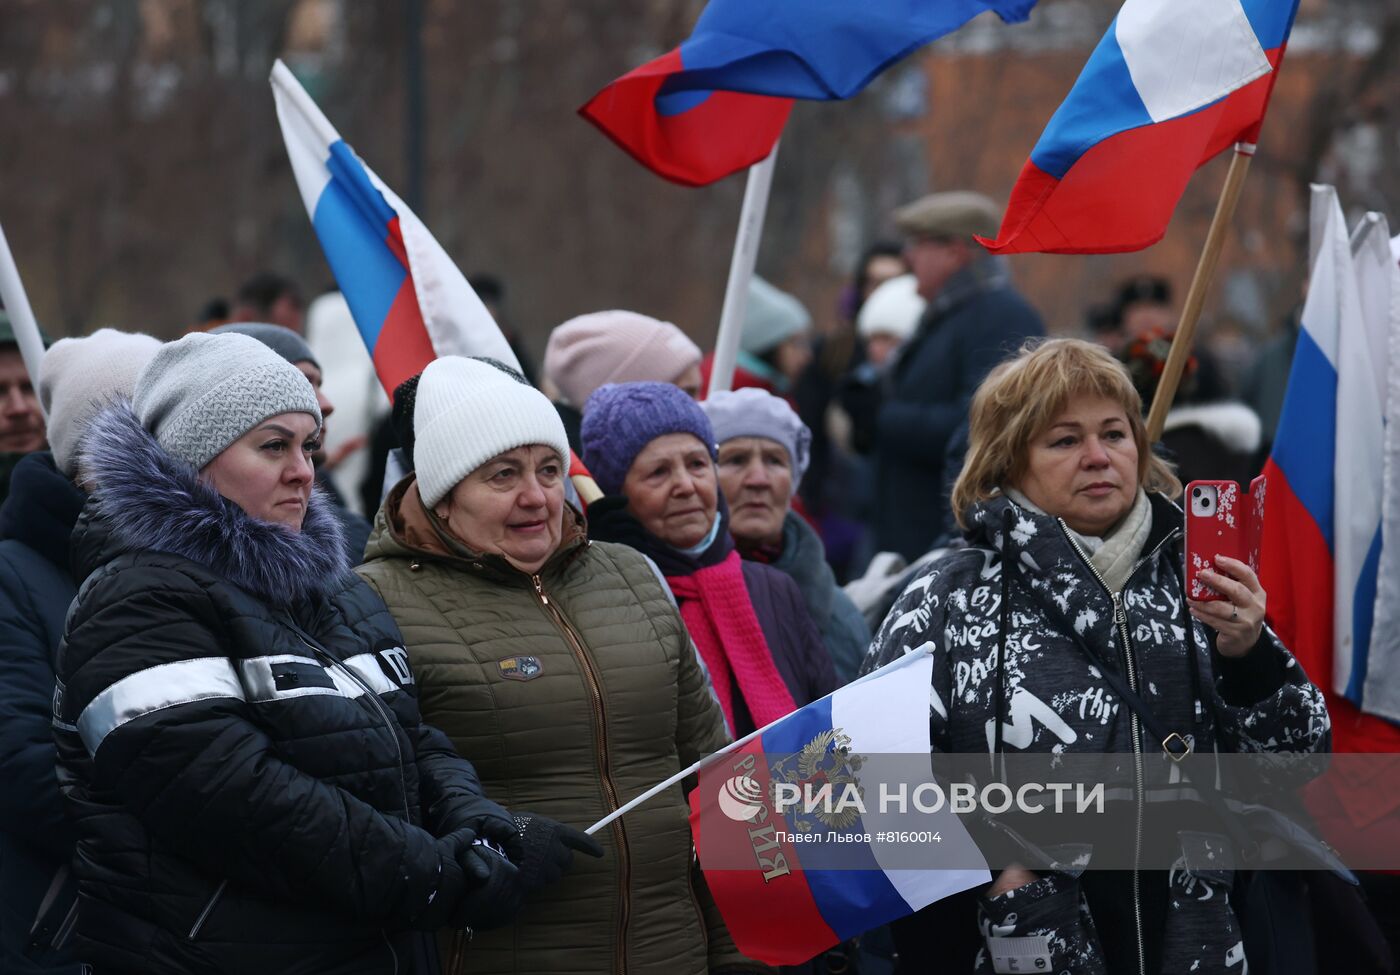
[53,333,522,975]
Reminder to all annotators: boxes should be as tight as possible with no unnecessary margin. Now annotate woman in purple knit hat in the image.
[581,381,836,737]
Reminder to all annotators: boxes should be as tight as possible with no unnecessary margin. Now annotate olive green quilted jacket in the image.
[356,477,765,975]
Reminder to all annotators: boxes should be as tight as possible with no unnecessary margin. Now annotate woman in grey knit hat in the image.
[51,332,523,974]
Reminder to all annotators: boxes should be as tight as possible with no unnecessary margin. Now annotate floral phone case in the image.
[1184,475,1266,601]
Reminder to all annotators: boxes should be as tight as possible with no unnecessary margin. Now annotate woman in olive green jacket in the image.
[356,357,762,975]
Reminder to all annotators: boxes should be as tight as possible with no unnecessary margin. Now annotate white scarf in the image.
[1004,487,1153,593]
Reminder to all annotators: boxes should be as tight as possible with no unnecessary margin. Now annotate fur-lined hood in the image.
[76,405,349,604]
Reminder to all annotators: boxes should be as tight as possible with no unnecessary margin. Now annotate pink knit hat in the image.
[543,311,702,408]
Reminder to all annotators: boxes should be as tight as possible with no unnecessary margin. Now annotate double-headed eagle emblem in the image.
[771,727,866,830]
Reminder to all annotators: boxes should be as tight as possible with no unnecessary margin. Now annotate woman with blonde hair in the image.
[863,338,1329,975]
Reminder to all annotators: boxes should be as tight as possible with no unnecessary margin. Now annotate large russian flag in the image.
[580,0,1036,187]
[270,60,518,396]
[980,0,1299,255]
[1258,187,1355,702]
[691,648,987,964]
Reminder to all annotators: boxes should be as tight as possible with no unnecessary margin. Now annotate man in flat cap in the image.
[870,190,1044,559]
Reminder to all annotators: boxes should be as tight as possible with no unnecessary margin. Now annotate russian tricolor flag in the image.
[1259,186,1372,711]
[580,0,1036,187]
[270,60,518,396]
[981,0,1299,255]
[691,648,987,965]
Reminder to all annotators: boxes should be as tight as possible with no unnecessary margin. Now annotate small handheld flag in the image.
[981,0,1299,255]
[581,0,1036,187]
[270,60,517,396]
[687,648,988,964]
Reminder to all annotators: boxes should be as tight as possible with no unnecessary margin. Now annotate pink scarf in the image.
[667,550,798,731]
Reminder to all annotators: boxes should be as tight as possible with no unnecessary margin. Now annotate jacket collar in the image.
[771,510,833,620]
[924,255,1012,321]
[586,493,734,578]
[964,490,1182,583]
[0,451,85,571]
[75,406,349,605]
[370,473,588,584]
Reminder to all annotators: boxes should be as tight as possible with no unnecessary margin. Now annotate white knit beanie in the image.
[857,274,925,344]
[39,328,163,477]
[133,332,322,470]
[414,356,571,508]
[543,311,702,408]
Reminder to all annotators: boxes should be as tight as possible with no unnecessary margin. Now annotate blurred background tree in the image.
[0,0,1394,369]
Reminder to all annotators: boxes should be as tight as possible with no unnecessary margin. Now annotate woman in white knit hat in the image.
[52,332,524,974]
[355,356,758,975]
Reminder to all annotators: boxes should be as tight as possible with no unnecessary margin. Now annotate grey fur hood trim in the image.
[79,404,349,603]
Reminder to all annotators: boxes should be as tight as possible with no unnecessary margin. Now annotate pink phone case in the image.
[1184,475,1266,601]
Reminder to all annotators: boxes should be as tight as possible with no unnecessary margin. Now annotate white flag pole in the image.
[0,223,49,419]
[706,142,780,397]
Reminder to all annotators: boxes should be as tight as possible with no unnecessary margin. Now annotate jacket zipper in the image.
[293,632,413,824]
[187,879,227,941]
[290,625,416,960]
[1058,524,1176,975]
[531,573,631,975]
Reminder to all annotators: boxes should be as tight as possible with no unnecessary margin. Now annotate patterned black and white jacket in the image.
[862,491,1330,975]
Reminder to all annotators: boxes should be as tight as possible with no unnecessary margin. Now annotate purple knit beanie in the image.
[580,381,717,496]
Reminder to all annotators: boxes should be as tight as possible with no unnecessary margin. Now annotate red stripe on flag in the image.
[690,740,839,965]
[579,49,792,188]
[372,277,435,397]
[981,48,1286,255]
[1257,458,1333,688]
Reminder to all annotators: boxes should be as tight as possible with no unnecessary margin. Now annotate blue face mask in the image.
[674,511,722,557]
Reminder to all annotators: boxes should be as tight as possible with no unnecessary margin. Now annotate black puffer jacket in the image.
[862,492,1330,975]
[53,407,499,975]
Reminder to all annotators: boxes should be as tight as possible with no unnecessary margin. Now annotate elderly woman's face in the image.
[201,411,318,531]
[1014,394,1139,537]
[433,444,565,574]
[717,436,792,547]
[622,433,718,549]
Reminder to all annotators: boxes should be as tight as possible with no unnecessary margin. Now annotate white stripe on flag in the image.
[834,651,990,907]
[1115,0,1270,124]
[1321,188,1383,698]
[1361,212,1400,720]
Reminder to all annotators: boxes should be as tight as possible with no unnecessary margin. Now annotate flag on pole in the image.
[1258,186,1360,703]
[1336,213,1391,707]
[690,648,987,965]
[270,60,518,396]
[580,0,1036,187]
[980,0,1299,255]
[1355,213,1400,737]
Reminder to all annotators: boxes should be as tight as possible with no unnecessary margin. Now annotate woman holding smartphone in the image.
[862,338,1329,975]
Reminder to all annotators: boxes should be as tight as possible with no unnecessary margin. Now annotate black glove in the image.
[451,841,525,930]
[446,795,521,861]
[512,812,605,890]
[410,829,475,930]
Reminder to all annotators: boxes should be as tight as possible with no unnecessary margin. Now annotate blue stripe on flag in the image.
[1241,0,1299,51]
[1029,22,1154,180]
[312,141,408,351]
[760,696,913,939]
[1270,327,1337,551]
[1345,527,1382,704]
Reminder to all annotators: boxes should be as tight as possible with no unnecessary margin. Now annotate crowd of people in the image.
[0,188,1363,975]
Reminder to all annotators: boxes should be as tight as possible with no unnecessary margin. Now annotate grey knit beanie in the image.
[701,387,812,489]
[133,332,322,470]
[212,321,320,370]
[38,328,163,477]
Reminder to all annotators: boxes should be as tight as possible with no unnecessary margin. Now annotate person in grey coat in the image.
[703,387,870,683]
[870,191,1045,560]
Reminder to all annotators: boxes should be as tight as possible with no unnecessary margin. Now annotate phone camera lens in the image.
[1192,488,1201,497]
